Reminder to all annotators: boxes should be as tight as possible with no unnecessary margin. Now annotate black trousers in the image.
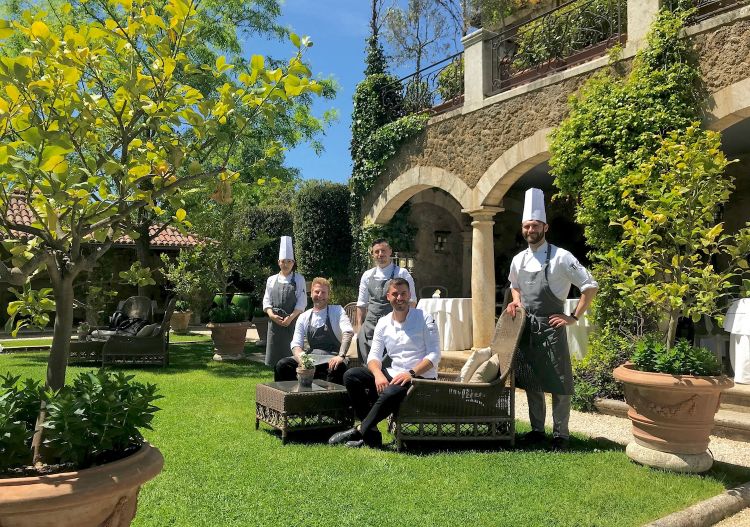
[274,356,347,385]
[342,366,411,433]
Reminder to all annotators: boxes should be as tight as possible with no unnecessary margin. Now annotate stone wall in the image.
[407,201,465,298]
[372,14,750,199]
[692,19,750,95]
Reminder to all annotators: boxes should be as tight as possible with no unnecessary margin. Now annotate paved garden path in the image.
[514,392,750,526]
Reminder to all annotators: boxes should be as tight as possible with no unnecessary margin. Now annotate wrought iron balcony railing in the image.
[666,0,747,24]
[380,52,465,117]
[489,0,626,94]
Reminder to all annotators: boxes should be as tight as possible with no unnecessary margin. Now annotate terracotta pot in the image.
[0,442,163,527]
[207,321,251,361]
[296,367,315,388]
[252,315,270,346]
[613,363,733,455]
[171,311,192,334]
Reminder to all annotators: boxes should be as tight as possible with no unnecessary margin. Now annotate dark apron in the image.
[514,245,574,395]
[357,264,398,362]
[264,272,298,367]
[307,306,341,357]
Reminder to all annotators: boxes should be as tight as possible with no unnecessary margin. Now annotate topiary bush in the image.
[571,328,631,412]
[293,181,353,281]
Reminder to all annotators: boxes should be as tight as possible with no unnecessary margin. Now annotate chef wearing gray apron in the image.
[265,271,300,366]
[356,239,417,363]
[263,236,306,367]
[275,306,349,384]
[508,188,598,449]
[357,263,397,362]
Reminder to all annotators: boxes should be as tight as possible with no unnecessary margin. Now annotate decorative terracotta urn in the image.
[613,362,733,472]
[296,367,315,388]
[0,443,163,527]
[207,321,251,361]
[252,315,270,346]
[171,311,192,334]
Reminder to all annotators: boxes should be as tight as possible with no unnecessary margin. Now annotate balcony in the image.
[380,0,747,116]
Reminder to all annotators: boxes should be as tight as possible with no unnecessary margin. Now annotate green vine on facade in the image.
[348,31,429,276]
[549,8,703,331]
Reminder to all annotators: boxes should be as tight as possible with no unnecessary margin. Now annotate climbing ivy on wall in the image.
[348,35,428,278]
[549,8,703,332]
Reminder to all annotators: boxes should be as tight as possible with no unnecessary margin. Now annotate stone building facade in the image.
[362,1,750,349]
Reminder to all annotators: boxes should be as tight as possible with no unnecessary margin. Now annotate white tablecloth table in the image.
[725,299,750,384]
[564,298,593,360]
[416,298,473,351]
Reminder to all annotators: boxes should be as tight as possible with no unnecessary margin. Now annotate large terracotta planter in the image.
[207,321,251,361]
[171,311,192,334]
[613,362,733,471]
[0,442,163,527]
[252,315,270,346]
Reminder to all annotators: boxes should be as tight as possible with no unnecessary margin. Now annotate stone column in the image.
[463,206,503,348]
[461,28,496,110]
[461,231,472,298]
[626,0,663,52]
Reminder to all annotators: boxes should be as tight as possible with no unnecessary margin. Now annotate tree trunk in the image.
[135,221,153,297]
[666,312,679,350]
[47,276,75,391]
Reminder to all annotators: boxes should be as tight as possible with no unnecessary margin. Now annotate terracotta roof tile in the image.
[4,196,198,248]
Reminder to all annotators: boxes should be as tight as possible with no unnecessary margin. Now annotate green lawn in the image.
[0,332,212,348]
[2,343,747,527]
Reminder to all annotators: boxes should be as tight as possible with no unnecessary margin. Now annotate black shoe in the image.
[329,427,361,445]
[521,430,547,445]
[550,436,570,452]
[345,439,366,448]
[363,429,383,448]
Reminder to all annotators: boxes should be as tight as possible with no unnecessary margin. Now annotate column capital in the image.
[462,206,504,222]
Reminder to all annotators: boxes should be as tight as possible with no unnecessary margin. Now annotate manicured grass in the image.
[0,332,211,348]
[2,344,747,527]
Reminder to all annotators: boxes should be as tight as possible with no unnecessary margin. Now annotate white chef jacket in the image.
[290,305,354,351]
[508,241,598,301]
[368,308,440,379]
[356,263,417,307]
[261,272,307,312]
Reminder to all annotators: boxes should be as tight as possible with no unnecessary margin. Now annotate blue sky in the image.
[250,1,374,185]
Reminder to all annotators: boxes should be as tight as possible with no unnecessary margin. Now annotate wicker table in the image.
[255,380,354,444]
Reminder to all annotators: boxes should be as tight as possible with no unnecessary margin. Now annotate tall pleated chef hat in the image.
[278,236,294,260]
[522,188,546,223]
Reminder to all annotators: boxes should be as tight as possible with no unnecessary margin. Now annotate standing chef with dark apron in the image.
[263,236,307,367]
[506,188,598,451]
[356,239,416,363]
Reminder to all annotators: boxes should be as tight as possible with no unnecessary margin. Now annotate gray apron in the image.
[264,272,298,367]
[514,245,574,395]
[357,264,398,362]
[307,307,341,358]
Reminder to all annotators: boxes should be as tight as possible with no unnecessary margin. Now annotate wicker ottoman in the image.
[255,380,354,444]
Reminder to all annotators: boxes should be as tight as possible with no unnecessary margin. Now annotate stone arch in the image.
[365,166,473,224]
[474,128,554,207]
[408,188,466,228]
[706,78,750,131]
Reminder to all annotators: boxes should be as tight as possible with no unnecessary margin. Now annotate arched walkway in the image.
[364,166,473,224]
[474,128,554,207]
[706,78,750,131]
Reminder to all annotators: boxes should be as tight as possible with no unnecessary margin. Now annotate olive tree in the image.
[0,0,322,390]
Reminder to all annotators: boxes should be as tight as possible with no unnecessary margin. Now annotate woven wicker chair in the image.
[389,307,526,451]
[101,298,176,367]
[343,302,361,334]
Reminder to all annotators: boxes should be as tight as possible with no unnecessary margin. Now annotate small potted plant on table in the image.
[296,352,316,387]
